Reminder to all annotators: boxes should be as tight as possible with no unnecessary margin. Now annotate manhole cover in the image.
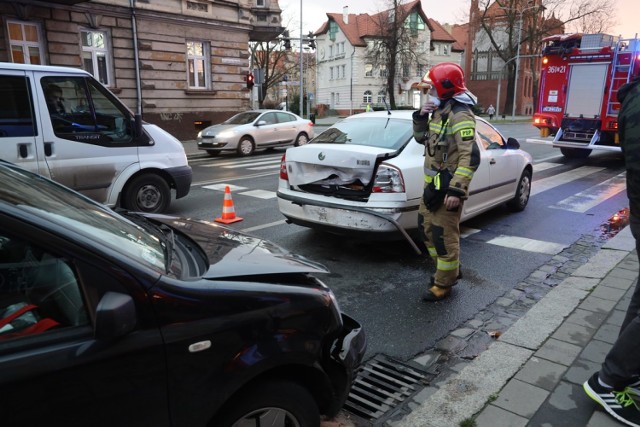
[343,354,434,425]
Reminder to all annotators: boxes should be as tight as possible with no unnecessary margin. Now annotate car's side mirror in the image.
[506,137,520,150]
[255,120,267,126]
[95,292,137,341]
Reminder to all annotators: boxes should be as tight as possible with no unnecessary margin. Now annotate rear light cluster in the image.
[280,154,288,180]
[372,164,405,193]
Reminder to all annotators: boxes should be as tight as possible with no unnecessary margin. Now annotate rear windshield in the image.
[312,117,413,150]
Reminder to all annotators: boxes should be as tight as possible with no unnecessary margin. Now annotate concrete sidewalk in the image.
[396,225,637,427]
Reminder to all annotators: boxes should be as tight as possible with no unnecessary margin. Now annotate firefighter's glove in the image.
[423,169,452,212]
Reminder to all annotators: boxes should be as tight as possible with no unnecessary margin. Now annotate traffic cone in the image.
[215,186,243,224]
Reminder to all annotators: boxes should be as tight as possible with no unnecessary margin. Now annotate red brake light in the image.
[308,121,314,126]
[279,154,288,180]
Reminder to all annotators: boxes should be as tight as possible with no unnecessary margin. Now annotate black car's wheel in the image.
[507,168,531,212]
[237,137,255,156]
[214,380,320,427]
[206,150,221,156]
[560,147,591,159]
[122,174,171,213]
[294,133,309,146]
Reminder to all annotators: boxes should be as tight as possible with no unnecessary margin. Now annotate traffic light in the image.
[283,30,291,50]
[307,31,316,49]
[246,72,255,89]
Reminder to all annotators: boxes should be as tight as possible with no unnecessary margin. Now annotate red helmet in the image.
[424,62,467,99]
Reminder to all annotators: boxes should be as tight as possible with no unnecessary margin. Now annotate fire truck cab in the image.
[531,33,640,158]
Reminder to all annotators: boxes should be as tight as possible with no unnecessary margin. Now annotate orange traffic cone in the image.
[215,186,243,224]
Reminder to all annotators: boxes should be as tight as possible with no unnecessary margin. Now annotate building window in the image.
[365,64,373,77]
[7,20,43,64]
[403,64,410,78]
[256,0,265,6]
[329,21,338,41]
[377,91,386,104]
[341,65,346,79]
[330,67,334,80]
[363,90,372,103]
[336,92,340,105]
[443,45,449,55]
[380,65,388,78]
[186,41,210,89]
[416,63,424,77]
[81,30,112,86]
[405,12,425,31]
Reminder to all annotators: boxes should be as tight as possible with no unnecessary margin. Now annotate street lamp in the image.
[511,3,541,118]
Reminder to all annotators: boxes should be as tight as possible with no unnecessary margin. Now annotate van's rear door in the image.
[35,72,139,205]
[0,69,45,174]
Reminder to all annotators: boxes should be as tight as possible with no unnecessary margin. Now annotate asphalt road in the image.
[171,124,627,362]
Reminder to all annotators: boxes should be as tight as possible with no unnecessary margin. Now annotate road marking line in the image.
[199,156,282,167]
[222,159,283,169]
[248,164,282,170]
[241,220,287,232]
[533,162,563,172]
[202,184,247,191]
[550,172,627,213]
[239,189,277,199]
[486,235,567,255]
[193,171,277,187]
[461,227,481,238]
[531,166,605,196]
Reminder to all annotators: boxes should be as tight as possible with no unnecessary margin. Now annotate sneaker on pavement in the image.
[584,373,640,427]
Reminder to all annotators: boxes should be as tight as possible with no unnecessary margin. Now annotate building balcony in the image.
[249,7,284,42]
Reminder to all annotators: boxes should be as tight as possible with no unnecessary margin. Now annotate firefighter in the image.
[583,74,640,426]
[413,62,480,302]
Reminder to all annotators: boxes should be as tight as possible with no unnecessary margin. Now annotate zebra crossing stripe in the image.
[239,189,277,199]
[533,162,563,172]
[200,155,282,168]
[221,159,282,169]
[485,235,567,255]
[530,166,605,196]
[202,184,247,191]
[550,172,627,213]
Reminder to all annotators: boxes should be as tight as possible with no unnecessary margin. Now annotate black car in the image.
[0,161,365,426]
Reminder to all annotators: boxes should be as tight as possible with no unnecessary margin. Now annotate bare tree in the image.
[476,0,611,115]
[365,0,429,109]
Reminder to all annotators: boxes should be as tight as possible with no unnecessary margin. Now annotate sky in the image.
[278,0,638,40]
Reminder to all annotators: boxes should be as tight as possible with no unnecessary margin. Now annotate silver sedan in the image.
[197,109,314,156]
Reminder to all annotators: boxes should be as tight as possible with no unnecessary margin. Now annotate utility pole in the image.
[299,0,304,117]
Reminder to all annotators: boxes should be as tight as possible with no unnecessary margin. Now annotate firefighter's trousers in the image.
[418,200,462,289]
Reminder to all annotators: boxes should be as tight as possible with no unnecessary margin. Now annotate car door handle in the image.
[17,143,29,158]
[44,141,53,157]
[489,158,496,165]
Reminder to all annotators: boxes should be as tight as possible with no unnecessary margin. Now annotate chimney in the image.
[343,6,349,24]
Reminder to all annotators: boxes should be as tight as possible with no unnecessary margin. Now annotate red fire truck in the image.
[531,33,640,158]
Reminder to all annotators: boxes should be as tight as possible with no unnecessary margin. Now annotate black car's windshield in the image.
[312,117,413,150]
[225,112,261,125]
[0,164,165,272]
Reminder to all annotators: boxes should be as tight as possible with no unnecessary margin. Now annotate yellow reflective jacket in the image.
[412,100,480,199]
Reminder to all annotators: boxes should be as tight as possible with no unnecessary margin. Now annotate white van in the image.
[0,62,191,213]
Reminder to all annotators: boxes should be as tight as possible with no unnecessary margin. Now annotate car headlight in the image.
[217,130,236,138]
[197,131,202,139]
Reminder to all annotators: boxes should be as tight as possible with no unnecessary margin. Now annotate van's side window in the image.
[0,76,37,138]
[41,77,133,145]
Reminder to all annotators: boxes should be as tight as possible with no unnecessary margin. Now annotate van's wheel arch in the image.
[122,173,171,213]
[212,379,320,427]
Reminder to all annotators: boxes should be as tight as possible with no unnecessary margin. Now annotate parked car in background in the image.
[0,160,365,426]
[277,110,533,252]
[197,109,314,157]
[0,62,192,214]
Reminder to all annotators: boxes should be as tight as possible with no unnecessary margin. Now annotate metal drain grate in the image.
[343,354,434,424]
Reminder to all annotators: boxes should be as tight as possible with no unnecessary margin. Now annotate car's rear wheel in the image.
[214,380,319,427]
[294,133,309,146]
[507,168,531,212]
[122,173,171,213]
[237,137,255,156]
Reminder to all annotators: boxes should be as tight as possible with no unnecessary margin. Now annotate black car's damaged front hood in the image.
[148,215,329,279]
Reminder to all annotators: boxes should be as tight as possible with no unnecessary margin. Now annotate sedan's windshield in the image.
[0,165,165,272]
[225,112,261,125]
[312,117,413,150]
